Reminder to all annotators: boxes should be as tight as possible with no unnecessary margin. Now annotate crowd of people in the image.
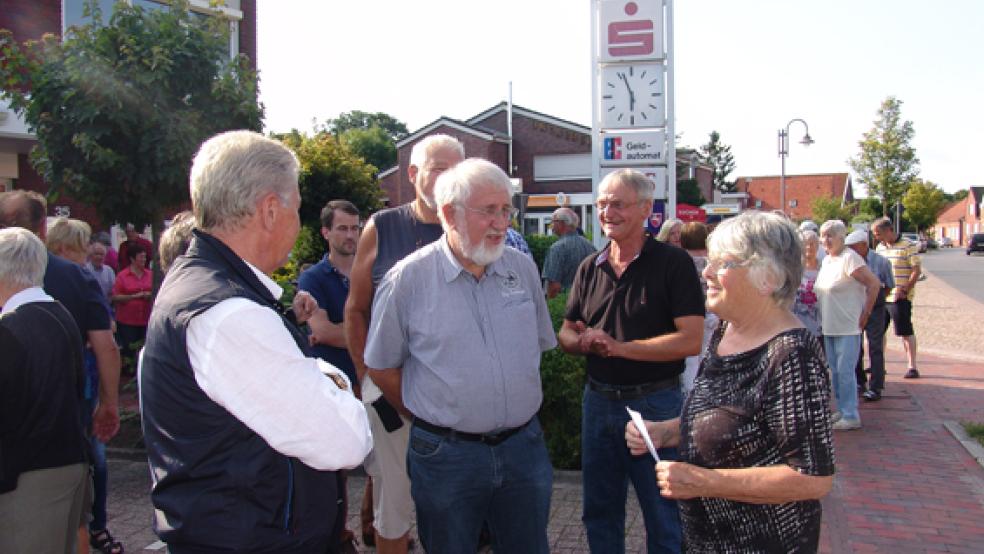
[0,128,925,553]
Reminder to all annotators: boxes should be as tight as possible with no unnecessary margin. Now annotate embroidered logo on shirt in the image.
[500,270,524,296]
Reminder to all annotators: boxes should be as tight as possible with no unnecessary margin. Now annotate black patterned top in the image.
[679,324,835,553]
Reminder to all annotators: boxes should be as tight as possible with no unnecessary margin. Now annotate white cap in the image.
[845,229,868,246]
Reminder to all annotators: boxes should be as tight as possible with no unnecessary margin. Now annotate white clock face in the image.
[601,63,665,129]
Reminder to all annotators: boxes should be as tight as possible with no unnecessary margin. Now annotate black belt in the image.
[412,418,528,446]
[588,375,680,400]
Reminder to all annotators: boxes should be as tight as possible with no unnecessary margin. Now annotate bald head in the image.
[0,190,47,236]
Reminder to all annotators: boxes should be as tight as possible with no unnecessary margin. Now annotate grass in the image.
[963,422,984,447]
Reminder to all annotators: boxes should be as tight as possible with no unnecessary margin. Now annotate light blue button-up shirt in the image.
[866,249,896,292]
[365,236,557,433]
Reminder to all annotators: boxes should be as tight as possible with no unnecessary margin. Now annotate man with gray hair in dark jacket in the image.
[140,130,371,553]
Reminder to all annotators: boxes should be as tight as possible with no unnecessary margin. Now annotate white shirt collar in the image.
[243,260,284,300]
[1,286,53,314]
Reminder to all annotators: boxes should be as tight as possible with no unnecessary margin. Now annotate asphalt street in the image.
[918,247,984,304]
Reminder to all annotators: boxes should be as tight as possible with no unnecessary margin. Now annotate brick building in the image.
[933,187,984,247]
[735,173,854,221]
[379,102,714,234]
[0,0,256,231]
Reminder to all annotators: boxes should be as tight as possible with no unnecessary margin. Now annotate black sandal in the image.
[90,528,124,554]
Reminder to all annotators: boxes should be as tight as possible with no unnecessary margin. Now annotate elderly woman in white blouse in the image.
[816,220,881,430]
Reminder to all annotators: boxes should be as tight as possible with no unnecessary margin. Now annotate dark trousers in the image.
[856,300,888,392]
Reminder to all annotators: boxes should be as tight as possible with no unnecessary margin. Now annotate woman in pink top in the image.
[111,243,152,373]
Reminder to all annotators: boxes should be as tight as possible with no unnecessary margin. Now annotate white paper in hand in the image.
[626,406,661,462]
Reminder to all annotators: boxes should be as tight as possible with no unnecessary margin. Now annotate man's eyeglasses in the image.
[595,199,643,212]
[462,205,519,221]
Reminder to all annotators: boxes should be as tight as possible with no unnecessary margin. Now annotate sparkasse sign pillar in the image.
[590,0,674,247]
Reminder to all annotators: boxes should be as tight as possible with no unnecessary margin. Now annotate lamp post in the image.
[778,119,814,217]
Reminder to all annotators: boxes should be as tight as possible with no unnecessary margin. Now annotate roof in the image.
[935,200,967,224]
[394,116,508,149]
[466,102,591,135]
[737,173,852,202]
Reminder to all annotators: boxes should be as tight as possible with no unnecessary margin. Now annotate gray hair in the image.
[190,130,299,232]
[0,227,48,289]
[434,158,512,230]
[599,169,655,202]
[656,218,684,243]
[799,229,819,245]
[409,134,465,169]
[707,211,803,308]
[819,219,847,239]
[552,207,578,227]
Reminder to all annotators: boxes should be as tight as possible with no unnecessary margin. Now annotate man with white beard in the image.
[364,158,557,553]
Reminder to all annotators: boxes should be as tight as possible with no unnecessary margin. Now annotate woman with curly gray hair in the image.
[626,211,835,552]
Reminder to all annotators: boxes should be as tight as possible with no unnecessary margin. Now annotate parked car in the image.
[901,232,927,253]
[940,236,954,248]
[967,233,984,255]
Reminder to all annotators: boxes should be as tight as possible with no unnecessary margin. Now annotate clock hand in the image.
[619,72,636,112]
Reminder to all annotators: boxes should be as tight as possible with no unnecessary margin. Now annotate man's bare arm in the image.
[89,329,121,442]
[370,367,410,417]
[343,219,378,387]
[307,309,346,348]
[595,315,704,362]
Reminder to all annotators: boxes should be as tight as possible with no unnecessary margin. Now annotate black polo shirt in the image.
[565,234,705,386]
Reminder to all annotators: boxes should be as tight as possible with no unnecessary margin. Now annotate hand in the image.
[92,401,120,442]
[655,460,710,500]
[292,291,318,324]
[859,311,870,330]
[306,309,331,346]
[625,419,671,456]
[581,328,619,357]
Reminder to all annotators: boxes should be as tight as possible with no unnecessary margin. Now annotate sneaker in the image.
[831,411,842,423]
[904,368,920,379]
[833,418,862,430]
[862,390,881,401]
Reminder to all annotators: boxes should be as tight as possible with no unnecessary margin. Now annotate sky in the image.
[256,0,984,195]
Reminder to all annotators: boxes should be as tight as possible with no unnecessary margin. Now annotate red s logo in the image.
[608,19,654,57]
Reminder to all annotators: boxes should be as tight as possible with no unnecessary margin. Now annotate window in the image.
[533,153,591,182]
[63,0,242,59]
[755,200,762,208]
[789,199,798,208]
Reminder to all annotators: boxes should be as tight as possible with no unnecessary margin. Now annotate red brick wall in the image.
[0,0,61,41]
[474,111,592,195]
[16,154,107,231]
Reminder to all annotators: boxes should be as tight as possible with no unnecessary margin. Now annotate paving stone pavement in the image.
[103,267,984,552]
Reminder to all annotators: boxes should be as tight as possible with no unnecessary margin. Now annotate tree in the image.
[848,97,919,216]
[321,110,409,142]
[0,1,261,284]
[676,178,705,206]
[699,131,737,193]
[339,126,397,172]
[857,197,884,221]
[901,179,946,233]
[276,131,382,230]
[811,196,855,225]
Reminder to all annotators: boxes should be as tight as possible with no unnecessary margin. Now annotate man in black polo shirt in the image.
[559,169,704,553]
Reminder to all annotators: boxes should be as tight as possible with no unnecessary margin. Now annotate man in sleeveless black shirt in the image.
[345,134,464,553]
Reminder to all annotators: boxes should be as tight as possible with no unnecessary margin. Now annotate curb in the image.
[942,420,984,469]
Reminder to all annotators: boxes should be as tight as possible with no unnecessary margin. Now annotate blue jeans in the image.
[825,334,862,421]
[581,386,682,554]
[407,417,553,554]
[80,395,109,530]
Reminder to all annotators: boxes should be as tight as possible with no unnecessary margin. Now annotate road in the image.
[918,247,984,304]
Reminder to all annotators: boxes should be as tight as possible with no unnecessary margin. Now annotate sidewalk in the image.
[104,271,984,552]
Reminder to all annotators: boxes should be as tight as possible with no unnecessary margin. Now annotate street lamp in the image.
[778,119,814,217]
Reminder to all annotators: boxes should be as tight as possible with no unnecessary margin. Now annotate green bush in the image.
[538,291,586,470]
[273,225,325,306]
[525,234,558,275]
